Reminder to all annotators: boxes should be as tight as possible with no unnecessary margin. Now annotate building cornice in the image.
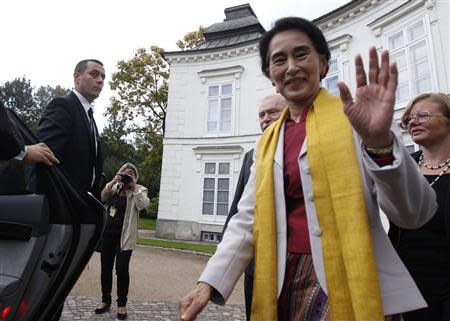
[193,145,243,157]
[327,34,353,51]
[313,0,382,32]
[367,0,430,36]
[198,65,244,83]
[163,42,259,65]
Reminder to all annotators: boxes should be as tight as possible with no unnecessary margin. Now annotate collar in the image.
[73,90,93,115]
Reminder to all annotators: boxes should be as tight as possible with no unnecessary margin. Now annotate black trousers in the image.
[244,273,253,321]
[100,235,132,307]
[403,295,450,321]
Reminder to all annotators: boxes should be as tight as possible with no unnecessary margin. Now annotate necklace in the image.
[419,154,450,186]
[419,154,450,169]
[426,165,449,187]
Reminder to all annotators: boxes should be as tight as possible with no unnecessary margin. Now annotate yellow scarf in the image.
[251,88,384,321]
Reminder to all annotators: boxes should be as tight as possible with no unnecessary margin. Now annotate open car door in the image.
[0,110,105,321]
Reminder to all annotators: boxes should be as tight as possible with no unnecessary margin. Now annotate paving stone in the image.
[61,296,245,321]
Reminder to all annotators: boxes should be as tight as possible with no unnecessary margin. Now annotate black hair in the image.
[74,59,104,74]
[259,17,330,78]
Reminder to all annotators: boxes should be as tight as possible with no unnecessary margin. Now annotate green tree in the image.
[100,118,162,199]
[32,85,70,131]
[0,77,35,128]
[134,129,163,198]
[108,45,168,135]
[100,116,138,182]
[104,27,206,217]
[176,26,206,50]
[0,78,69,132]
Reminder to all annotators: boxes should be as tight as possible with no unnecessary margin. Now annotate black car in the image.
[0,110,105,321]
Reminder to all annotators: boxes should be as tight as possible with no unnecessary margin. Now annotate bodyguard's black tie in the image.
[88,107,95,139]
[88,107,101,191]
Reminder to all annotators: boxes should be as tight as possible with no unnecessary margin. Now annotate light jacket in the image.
[101,184,150,250]
[199,124,437,316]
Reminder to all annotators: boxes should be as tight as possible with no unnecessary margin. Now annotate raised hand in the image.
[338,47,398,147]
[129,172,138,191]
[106,174,122,187]
[179,282,212,321]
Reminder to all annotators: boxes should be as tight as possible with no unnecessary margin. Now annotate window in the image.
[207,84,233,133]
[202,162,230,216]
[322,56,340,96]
[387,20,432,105]
[201,231,222,243]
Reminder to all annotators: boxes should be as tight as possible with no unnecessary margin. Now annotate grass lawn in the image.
[138,217,156,230]
[137,238,217,254]
[137,217,217,254]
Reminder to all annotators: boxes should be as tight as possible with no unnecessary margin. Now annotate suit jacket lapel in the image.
[69,91,96,153]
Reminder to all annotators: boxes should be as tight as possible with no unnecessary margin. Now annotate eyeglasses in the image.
[401,110,448,129]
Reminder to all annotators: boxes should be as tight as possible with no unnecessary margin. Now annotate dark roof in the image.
[165,3,264,56]
[206,15,262,36]
[195,31,262,50]
[201,4,265,47]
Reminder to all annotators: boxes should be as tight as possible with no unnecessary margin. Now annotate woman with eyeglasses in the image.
[389,93,450,321]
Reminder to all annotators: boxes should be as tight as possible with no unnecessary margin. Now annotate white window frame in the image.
[382,15,437,110]
[200,160,232,222]
[206,82,234,134]
[323,34,352,96]
[322,54,342,96]
[193,146,241,225]
[198,65,244,138]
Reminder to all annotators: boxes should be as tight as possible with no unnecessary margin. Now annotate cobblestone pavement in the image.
[63,235,246,320]
[61,296,245,321]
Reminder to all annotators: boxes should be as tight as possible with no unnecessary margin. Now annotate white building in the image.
[157,0,449,241]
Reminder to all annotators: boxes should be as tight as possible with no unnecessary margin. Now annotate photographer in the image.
[95,163,149,320]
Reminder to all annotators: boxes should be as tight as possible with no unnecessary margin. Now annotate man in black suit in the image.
[36,59,105,199]
[36,59,105,321]
[1,101,58,164]
[222,93,285,321]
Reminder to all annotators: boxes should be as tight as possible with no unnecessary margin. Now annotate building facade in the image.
[157,0,449,241]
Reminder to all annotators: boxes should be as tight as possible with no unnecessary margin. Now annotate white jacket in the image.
[199,124,437,316]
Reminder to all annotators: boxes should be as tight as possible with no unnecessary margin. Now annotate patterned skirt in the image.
[277,253,402,321]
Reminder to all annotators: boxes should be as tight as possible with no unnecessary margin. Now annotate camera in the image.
[119,173,132,185]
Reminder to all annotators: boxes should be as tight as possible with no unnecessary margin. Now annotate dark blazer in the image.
[0,103,27,194]
[0,101,24,160]
[389,150,450,243]
[222,148,254,321]
[36,91,103,198]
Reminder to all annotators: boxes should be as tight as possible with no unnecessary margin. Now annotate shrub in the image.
[146,196,159,219]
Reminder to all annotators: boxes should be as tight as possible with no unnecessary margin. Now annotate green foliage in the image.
[0,77,69,132]
[146,196,159,219]
[104,27,206,214]
[108,45,168,135]
[176,26,206,50]
[134,132,163,198]
[100,120,163,200]
[137,238,217,254]
[0,77,36,130]
[100,114,138,182]
[138,217,156,230]
[33,85,70,131]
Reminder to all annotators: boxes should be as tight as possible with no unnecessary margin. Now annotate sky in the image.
[0,0,349,130]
